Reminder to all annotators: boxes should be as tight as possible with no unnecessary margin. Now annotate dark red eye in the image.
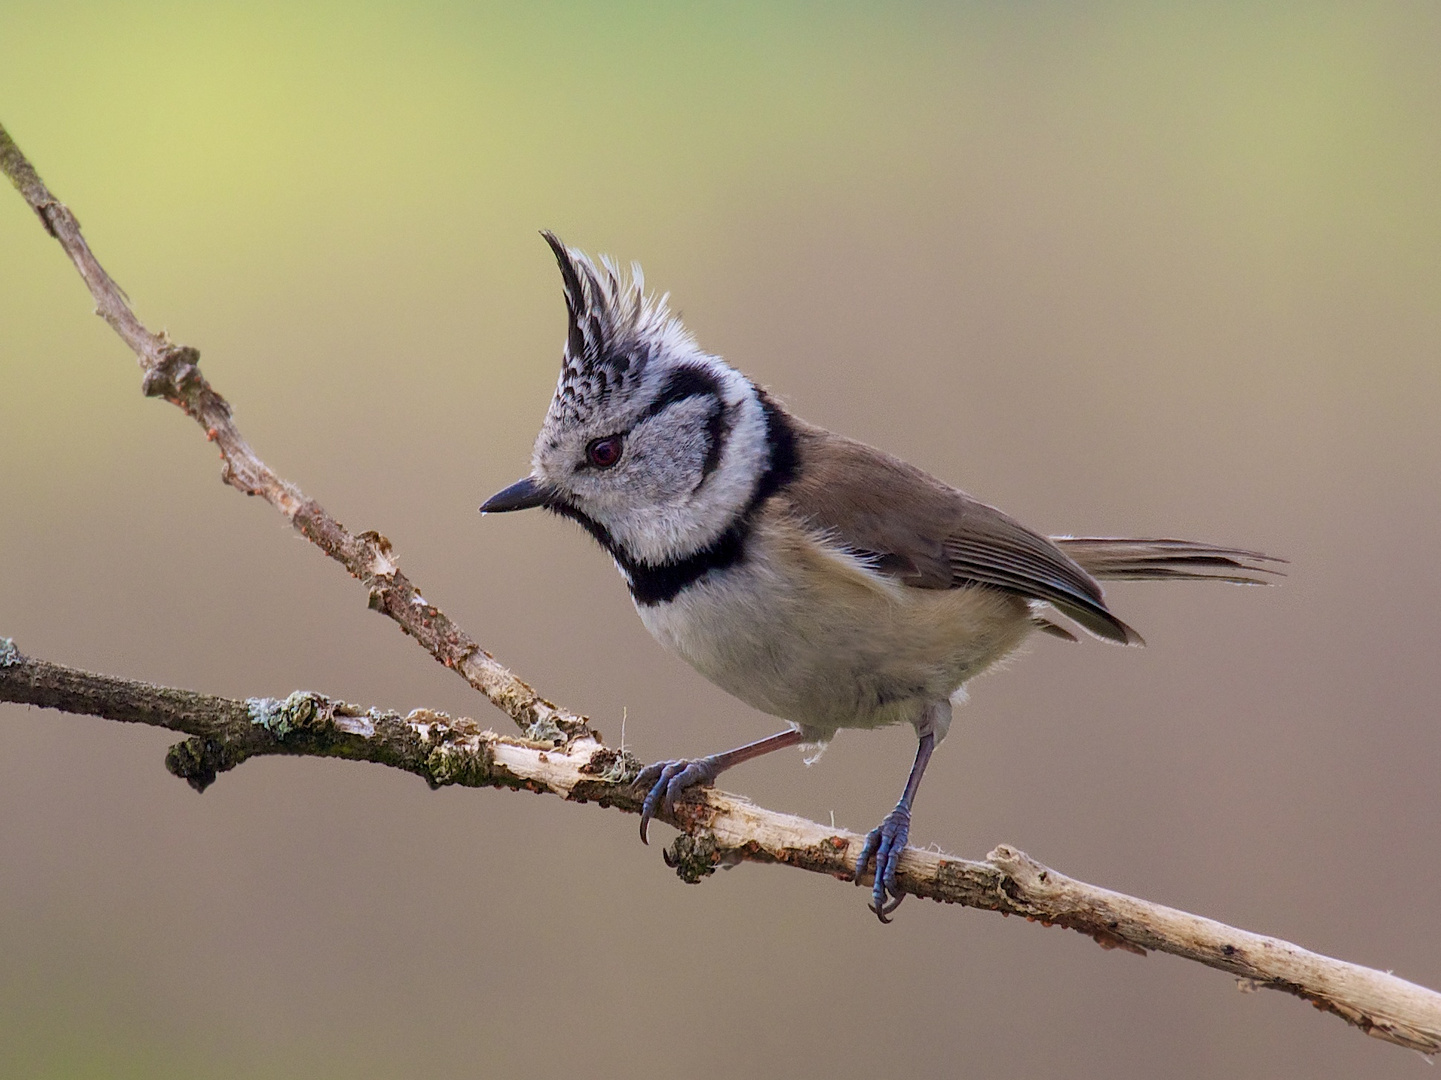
[585,435,623,469]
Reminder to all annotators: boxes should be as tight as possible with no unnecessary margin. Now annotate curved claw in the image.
[869,892,905,923]
[855,805,911,922]
[633,756,720,844]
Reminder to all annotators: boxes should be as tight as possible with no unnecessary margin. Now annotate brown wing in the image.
[777,419,1141,644]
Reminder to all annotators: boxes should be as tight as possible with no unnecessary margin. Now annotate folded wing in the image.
[779,421,1142,644]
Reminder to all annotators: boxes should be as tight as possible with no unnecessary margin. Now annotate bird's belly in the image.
[636,529,1034,736]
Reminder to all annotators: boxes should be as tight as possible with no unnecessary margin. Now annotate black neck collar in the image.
[549,389,798,606]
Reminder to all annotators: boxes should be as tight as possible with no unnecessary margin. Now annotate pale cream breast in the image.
[636,507,1036,738]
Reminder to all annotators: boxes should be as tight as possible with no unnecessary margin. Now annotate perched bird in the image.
[482,233,1280,920]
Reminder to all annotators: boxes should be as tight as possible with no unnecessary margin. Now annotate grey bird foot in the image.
[855,806,911,923]
[635,756,721,844]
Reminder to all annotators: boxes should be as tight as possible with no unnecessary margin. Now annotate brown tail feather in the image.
[1052,537,1285,585]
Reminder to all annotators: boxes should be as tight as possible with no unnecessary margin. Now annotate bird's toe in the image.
[634,756,720,843]
[856,806,912,922]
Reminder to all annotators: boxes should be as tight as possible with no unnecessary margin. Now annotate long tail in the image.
[1052,537,1285,585]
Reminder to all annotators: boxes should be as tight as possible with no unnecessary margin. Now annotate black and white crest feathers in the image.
[541,231,693,425]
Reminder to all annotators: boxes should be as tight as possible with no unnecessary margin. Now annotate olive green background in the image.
[2,3,1438,1077]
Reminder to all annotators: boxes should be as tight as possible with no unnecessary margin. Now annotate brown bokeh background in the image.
[2,4,1439,1077]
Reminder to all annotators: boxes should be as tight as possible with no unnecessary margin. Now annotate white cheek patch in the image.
[625,397,717,498]
[602,370,771,566]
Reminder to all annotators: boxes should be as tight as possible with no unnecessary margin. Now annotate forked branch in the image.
[2,120,1438,1056]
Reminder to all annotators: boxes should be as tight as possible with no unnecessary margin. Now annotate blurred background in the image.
[2,3,1439,1077]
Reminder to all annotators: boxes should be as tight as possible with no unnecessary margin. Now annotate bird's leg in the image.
[856,730,936,923]
[635,728,805,843]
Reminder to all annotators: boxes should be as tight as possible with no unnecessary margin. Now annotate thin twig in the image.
[2,640,1438,1054]
[0,120,589,744]
[4,120,1439,1057]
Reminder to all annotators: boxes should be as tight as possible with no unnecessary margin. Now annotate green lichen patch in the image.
[0,638,20,667]
[425,741,493,788]
[165,735,242,794]
[523,714,567,746]
[246,696,283,731]
[663,832,722,884]
[246,690,324,738]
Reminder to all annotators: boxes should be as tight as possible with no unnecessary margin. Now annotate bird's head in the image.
[481,233,773,569]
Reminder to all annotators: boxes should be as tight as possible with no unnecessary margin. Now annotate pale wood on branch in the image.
[2,641,1439,1054]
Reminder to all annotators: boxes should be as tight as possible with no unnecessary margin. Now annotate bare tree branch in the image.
[0,120,589,744]
[3,120,1439,1057]
[2,639,1438,1054]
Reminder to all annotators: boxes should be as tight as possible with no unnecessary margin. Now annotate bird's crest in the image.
[541,231,693,424]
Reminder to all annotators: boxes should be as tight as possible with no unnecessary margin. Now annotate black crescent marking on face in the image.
[548,389,798,605]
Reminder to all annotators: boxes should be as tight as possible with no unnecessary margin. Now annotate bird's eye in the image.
[585,435,624,469]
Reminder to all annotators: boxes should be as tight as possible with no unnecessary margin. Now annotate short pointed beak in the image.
[480,475,552,514]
